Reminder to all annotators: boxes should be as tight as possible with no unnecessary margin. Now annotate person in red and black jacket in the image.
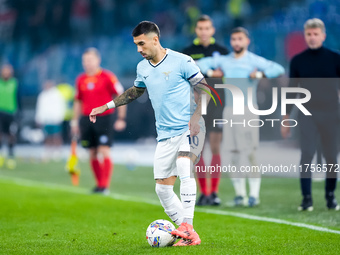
[71,48,127,195]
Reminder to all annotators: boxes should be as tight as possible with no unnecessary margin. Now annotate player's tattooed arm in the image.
[89,86,145,123]
[194,79,211,112]
[189,79,210,136]
[189,79,211,136]
[113,86,146,107]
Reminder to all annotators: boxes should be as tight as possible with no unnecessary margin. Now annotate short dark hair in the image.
[132,21,160,38]
[231,27,250,38]
[196,15,213,26]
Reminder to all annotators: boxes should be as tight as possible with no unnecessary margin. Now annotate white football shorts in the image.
[221,107,259,152]
[153,129,205,179]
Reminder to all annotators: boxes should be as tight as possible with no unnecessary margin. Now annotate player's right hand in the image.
[189,118,200,137]
[89,105,108,123]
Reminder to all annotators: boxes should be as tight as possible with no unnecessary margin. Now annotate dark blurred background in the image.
[0,0,339,142]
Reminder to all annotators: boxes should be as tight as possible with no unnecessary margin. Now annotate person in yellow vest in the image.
[57,83,75,144]
[0,64,19,169]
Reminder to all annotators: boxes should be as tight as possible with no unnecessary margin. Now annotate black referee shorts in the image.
[79,114,114,148]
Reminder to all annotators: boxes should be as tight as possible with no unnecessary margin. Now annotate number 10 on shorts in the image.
[187,135,199,146]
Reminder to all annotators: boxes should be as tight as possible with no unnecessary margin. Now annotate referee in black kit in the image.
[183,15,229,206]
[281,18,340,211]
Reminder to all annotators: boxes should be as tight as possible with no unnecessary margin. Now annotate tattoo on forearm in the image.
[113,87,145,107]
[194,80,211,116]
[194,94,202,116]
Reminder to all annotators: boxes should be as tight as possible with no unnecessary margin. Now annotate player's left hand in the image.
[114,119,126,131]
[89,105,108,123]
[189,119,200,137]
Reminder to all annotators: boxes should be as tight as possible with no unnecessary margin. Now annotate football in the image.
[146,219,176,247]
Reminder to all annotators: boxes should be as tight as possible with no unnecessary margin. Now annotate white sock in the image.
[247,151,261,199]
[155,183,183,225]
[177,157,196,223]
[183,217,193,225]
[232,178,247,197]
[230,152,246,197]
[248,178,261,199]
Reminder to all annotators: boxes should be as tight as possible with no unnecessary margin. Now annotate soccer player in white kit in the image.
[89,21,209,246]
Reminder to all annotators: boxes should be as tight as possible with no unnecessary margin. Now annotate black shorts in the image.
[204,88,225,133]
[79,114,114,148]
[0,112,16,135]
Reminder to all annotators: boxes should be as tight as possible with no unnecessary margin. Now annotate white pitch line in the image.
[1,176,340,235]
[196,208,340,235]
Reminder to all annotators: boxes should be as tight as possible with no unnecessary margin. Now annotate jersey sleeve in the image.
[181,56,204,86]
[253,55,285,78]
[134,64,146,88]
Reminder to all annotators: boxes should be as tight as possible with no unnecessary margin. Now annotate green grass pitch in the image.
[0,159,340,254]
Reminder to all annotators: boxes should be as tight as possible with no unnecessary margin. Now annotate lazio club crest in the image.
[162,71,171,81]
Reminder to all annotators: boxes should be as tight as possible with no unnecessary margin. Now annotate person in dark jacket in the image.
[282,18,340,211]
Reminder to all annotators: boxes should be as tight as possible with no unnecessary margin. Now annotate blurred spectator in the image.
[0,0,17,41]
[70,0,91,41]
[94,0,115,35]
[0,64,19,169]
[35,80,66,161]
[47,0,71,43]
[184,1,201,34]
[227,0,251,27]
[28,0,48,51]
